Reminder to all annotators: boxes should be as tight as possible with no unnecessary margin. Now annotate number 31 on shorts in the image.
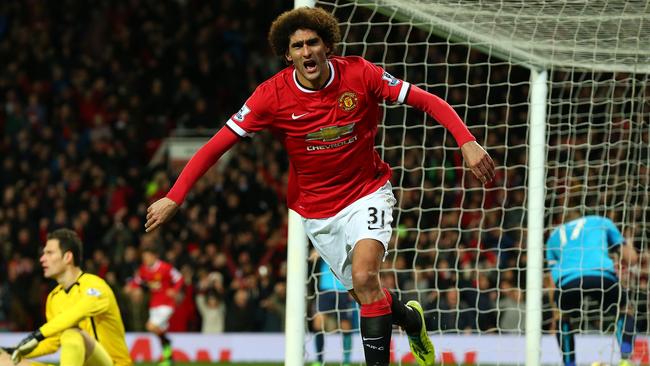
[367,207,386,230]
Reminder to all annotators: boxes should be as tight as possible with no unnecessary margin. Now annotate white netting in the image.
[303,1,649,365]
[355,0,650,73]
[545,70,649,365]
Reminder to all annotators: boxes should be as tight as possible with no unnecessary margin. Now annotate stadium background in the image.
[1,0,649,364]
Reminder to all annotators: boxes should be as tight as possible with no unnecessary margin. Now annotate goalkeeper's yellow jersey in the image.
[27,272,133,366]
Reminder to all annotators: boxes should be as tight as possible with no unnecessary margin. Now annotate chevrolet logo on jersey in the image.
[305,123,355,142]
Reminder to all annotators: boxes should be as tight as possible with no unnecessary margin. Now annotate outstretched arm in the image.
[145,126,240,232]
[460,141,495,184]
[405,84,495,184]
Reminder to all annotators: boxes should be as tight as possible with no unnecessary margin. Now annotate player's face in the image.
[40,239,67,279]
[286,29,330,89]
[142,251,156,266]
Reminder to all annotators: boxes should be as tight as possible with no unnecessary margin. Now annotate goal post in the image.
[285,3,313,366]
[285,8,316,366]
[526,68,548,366]
[286,1,649,365]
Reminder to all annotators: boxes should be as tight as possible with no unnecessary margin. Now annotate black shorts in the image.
[555,275,627,316]
[315,290,355,322]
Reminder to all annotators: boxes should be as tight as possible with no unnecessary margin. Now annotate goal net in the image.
[302,1,650,365]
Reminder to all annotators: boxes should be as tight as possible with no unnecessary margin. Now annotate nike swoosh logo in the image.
[362,336,384,341]
[291,112,309,120]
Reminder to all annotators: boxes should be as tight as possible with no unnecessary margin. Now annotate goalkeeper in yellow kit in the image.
[0,228,132,366]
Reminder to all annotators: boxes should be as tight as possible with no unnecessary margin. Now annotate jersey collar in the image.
[292,60,335,93]
[148,259,161,271]
[63,271,84,293]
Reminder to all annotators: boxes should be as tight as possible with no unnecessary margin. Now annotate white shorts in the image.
[148,305,174,331]
[302,182,395,290]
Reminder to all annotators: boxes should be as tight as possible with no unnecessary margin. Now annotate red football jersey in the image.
[226,56,410,218]
[129,260,183,308]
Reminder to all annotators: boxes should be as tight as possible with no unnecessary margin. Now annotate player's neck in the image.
[57,266,82,290]
[296,62,331,90]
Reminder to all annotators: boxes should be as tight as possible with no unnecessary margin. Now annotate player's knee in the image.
[351,268,380,290]
[145,322,160,334]
[60,329,86,352]
[62,329,95,350]
[60,328,82,341]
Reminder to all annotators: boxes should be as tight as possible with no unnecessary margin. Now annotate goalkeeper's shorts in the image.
[314,291,355,322]
[556,275,627,316]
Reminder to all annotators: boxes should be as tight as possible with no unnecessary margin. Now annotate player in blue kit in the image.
[546,212,638,366]
[310,252,356,366]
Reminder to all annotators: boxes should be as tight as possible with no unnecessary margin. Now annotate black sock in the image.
[159,333,171,347]
[555,317,576,366]
[314,332,324,362]
[360,314,392,366]
[159,334,172,361]
[385,289,422,336]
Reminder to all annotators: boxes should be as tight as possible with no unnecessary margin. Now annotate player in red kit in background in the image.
[144,7,495,366]
[125,245,182,366]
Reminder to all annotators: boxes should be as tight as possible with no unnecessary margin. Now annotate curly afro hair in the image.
[268,7,341,61]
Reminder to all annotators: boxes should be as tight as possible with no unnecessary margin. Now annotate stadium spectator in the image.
[497,280,525,333]
[436,288,474,334]
[168,264,199,332]
[260,281,287,332]
[225,288,257,332]
[466,272,498,332]
[195,288,226,334]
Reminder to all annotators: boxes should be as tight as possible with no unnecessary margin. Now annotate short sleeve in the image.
[605,218,625,247]
[545,230,560,264]
[360,58,411,104]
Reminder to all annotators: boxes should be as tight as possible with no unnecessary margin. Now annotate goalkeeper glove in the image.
[11,330,44,364]
[0,346,15,354]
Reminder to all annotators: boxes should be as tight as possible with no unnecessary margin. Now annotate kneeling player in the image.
[1,228,132,366]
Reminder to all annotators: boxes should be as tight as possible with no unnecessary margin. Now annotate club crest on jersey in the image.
[305,123,355,142]
[382,71,400,86]
[338,92,358,112]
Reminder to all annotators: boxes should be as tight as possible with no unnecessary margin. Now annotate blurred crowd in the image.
[0,0,292,333]
[1,0,649,337]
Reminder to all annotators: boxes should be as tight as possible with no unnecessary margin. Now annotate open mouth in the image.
[303,60,317,73]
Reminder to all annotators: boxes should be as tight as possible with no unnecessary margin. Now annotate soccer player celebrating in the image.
[546,211,638,366]
[145,7,495,365]
[125,245,182,366]
[1,229,132,366]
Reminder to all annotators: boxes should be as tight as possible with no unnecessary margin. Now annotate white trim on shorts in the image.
[301,181,395,290]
